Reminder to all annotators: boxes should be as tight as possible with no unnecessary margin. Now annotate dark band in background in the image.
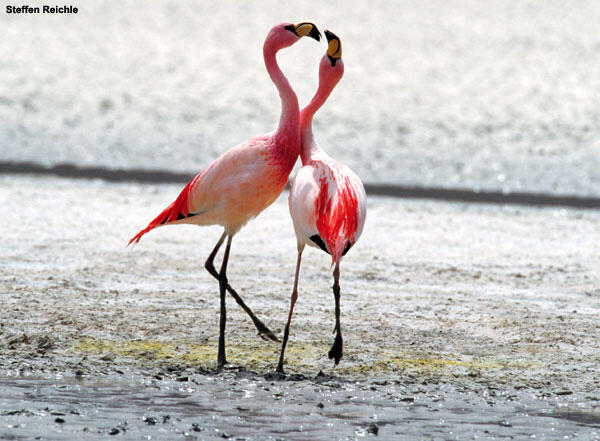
[1,160,599,209]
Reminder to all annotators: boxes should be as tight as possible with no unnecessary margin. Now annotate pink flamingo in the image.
[129,22,321,368]
[277,31,367,373]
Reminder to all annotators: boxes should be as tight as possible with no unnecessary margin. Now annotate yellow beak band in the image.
[295,23,314,37]
[327,38,341,59]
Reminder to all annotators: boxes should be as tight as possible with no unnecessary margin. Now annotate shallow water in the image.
[1,0,600,195]
[1,372,599,440]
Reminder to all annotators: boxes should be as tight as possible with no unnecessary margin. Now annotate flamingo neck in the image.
[299,71,336,165]
[263,42,300,151]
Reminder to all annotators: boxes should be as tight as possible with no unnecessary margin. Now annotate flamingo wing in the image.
[129,135,291,245]
[128,175,199,245]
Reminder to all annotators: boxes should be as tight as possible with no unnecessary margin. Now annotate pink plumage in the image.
[128,176,196,245]
[128,134,297,244]
[293,158,366,265]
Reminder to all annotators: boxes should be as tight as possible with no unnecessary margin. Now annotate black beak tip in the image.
[309,25,322,41]
[324,29,338,43]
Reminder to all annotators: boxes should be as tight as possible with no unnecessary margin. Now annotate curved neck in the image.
[263,41,300,139]
[300,60,339,164]
[300,81,333,134]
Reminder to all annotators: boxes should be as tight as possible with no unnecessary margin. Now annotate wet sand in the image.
[1,175,600,439]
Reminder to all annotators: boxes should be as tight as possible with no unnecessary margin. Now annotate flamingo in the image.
[129,22,321,368]
[276,30,367,373]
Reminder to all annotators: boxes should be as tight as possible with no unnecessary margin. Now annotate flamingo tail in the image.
[128,177,196,246]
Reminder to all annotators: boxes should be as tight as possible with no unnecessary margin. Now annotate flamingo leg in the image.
[205,232,279,342]
[328,262,343,365]
[216,235,233,368]
[276,248,303,373]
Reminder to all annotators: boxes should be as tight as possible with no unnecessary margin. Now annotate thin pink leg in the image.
[276,249,303,373]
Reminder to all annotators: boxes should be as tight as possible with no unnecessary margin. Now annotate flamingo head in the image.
[267,22,321,50]
[319,30,344,83]
[324,30,343,67]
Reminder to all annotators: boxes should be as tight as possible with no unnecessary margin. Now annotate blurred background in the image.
[1,0,599,196]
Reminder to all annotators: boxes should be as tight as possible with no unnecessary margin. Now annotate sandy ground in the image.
[1,174,600,439]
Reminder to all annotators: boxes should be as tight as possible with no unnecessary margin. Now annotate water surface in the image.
[1,0,599,195]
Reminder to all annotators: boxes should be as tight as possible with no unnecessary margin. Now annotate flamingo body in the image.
[129,133,296,242]
[276,30,366,373]
[289,155,366,263]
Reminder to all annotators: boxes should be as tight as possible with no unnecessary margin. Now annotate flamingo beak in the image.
[286,22,321,41]
[324,30,342,66]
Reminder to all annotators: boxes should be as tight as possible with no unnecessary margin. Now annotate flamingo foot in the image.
[217,357,228,370]
[254,319,280,343]
[328,332,343,365]
[222,363,246,372]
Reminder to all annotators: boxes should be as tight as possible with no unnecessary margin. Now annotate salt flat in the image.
[1,174,599,382]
